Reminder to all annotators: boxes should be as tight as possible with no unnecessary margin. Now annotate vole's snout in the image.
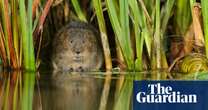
[75,50,81,54]
[72,41,84,55]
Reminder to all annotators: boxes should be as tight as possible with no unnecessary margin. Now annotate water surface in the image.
[0,70,207,110]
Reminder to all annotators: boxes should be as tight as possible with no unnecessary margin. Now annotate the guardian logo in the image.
[136,83,197,103]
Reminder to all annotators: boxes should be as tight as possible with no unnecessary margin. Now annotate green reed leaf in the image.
[19,0,35,70]
[93,0,112,70]
[106,0,134,70]
[71,0,87,22]
[201,0,208,58]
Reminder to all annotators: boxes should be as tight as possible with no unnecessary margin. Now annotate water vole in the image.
[52,21,104,72]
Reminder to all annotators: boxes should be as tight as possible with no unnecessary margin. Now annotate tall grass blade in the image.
[161,0,175,35]
[33,0,53,39]
[190,0,196,9]
[0,23,7,66]
[201,0,208,58]
[143,0,155,18]
[151,0,161,69]
[11,0,20,67]
[33,0,53,64]
[71,0,87,22]
[106,0,134,70]
[93,0,112,70]
[106,0,122,38]
[0,0,10,66]
[28,0,34,67]
[120,0,134,70]
[137,0,152,58]
[0,0,17,68]
[160,0,175,69]
[175,0,192,35]
[32,0,40,17]
[19,0,35,70]
[129,0,143,71]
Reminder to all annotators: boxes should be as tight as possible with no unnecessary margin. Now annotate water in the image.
[38,72,104,110]
[0,70,208,110]
[0,71,132,110]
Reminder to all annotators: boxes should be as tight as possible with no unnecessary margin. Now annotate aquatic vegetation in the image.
[0,0,53,70]
[1,0,208,110]
[0,0,207,73]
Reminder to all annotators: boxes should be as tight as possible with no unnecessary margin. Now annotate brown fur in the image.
[52,21,103,72]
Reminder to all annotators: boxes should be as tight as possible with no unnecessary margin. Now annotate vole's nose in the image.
[73,41,83,54]
[76,51,80,54]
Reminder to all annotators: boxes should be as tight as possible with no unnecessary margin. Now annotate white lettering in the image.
[136,92,146,103]
[136,83,198,103]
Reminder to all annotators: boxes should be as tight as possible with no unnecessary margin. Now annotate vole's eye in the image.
[70,40,73,43]
[82,40,85,43]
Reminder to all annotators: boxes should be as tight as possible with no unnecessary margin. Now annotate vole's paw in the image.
[75,66,84,72]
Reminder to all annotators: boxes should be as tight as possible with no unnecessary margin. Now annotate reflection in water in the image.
[0,70,207,110]
[41,72,103,110]
[0,71,35,110]
[0,71,105,110]
[0,71,157,110]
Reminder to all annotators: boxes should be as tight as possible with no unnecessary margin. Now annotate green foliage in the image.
[19,0,35,70]
[175,0,192,35]
[0,0,52,70]
[93,0,112,70]
[129,0,143,71]
[71,0,87,22]
[202,0,208,58]
[1,1,208,110]
[106,0,134,70]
